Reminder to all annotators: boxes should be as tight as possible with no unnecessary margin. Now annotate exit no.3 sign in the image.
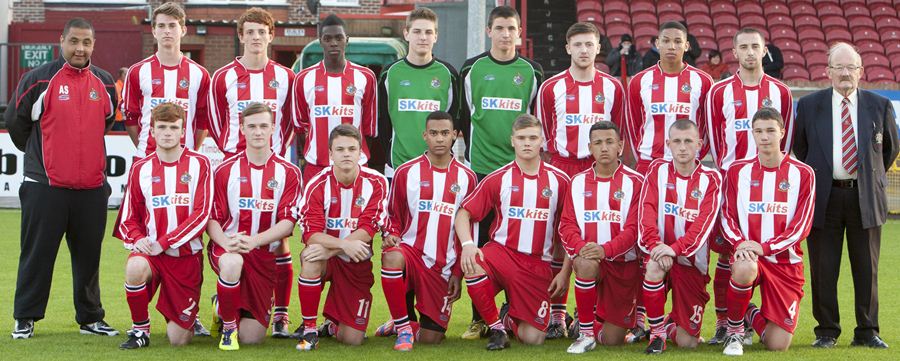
[21,45,54,69]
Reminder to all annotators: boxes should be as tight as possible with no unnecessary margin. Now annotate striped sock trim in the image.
[218,277,239,288]
[488,319,505,331]
[716,261,730,270]
[125,282,146,292]
[715,307,727,313]
[715,317,728,328]
[579,322,595,336]
[465,275,488,286]
[574,277,596,289]
[273,307,289,320]
[133,319,150,333]
[223,320,237,331]
[648,316,666,330]
[276,255,293,265]
[727,319,744,335]
[380,268,404,279]
[745,306,761,325]
[551,261,564,269]
[298,277,322,287]
[394,316,410,329]
[642,280,665,291]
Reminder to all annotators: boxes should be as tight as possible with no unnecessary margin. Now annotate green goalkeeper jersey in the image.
[460,52,543,175]
[378,57,459,169]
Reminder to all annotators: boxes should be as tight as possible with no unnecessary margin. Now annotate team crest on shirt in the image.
[431,77,441,88]
[315,85,325,92]
[690,188,703,200]
[613,190,624,200]
[269,79,279,89]
[594,93,605,104]
[354,196,366,207]
[450,183,461,194]
[399,80,411,87]
[180,172,192,184]
[680,83,692,93]
[778,180,791,192]
[541,186,553,199]
[345,84,357,95]
[483,74,495,81]
[266,178,279,190]
[178,78,189,89]
[89,89,99,101]
[762,98,773,107]
[512,73,524,86]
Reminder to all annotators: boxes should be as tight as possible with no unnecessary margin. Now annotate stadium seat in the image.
[715,26,739,42]
[659,13,684,24]
[576,1,602,22]
[816,4,844,17]
[877,18,900,33]
[862,54,890,68]
[770,27,798,42]
[632,12,658,27]
[843,4,871,18]
[821,15,849,32]
[713,14,740,28]
[809,65,829,81]
[783,66,811,81]
[629,1,655,17]
[866,66,895,83]
[893,67,900,81]
[884,39,900,57]
[764,2,791,18]
[710,0,737,17]
[657,0,683,16]
[806,52,828,67]
[736,1,764,16]
[603,0,627,10]
[858,40,886,56]
[633,25,657,40]
[867,0,893,5]
[686,13,713,27]
[740,14,767,29]
[848,16,877,29]
[692,23,715,38]
[718,37,734,52]
[782,50,805,67]
[802,40,829,54]
[605,23,632,39]
[775,38,802,53]
[790,3,817,17]
[793,15,821,33]
[696,37,717,52]
[798,28,826,42]
[853,28,880,43]
[812,0,839,6]
[576,1,601,13]
[684,2,709,17]
[870,5,898,22]
[605,10,630,25]
[824,28,853,43]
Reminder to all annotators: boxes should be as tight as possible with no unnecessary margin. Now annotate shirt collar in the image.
[832,88,858,105]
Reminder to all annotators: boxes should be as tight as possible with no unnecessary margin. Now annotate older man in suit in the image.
[793,42,898,349]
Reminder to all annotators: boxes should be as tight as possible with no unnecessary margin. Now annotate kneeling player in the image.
[559,121,643,353]
[719,108,814,355]
[638,120,722,354]
[207,103,302,350]
[377,112,475,350]
[455,115,571,350]
[117,102,213,349]
[295,124,389,350]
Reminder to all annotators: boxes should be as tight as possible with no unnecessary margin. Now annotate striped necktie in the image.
[840,97,858,175]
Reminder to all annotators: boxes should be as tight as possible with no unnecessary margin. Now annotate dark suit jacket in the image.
[794,88,900,229]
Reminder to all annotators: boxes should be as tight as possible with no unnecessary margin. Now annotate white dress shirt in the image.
[832,89,859,180]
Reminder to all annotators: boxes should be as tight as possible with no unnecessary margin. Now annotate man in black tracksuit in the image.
[5,18,119,339]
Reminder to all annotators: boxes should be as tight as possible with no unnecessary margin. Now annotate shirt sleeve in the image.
[194,68,212,131]
[207,70,229,152]
[278,71,296,156]
[695,74,713,160]
[460,173,500,222]
[625,75,645,160]
[122,65,142,127]
[292,71,311,135]
[298,179,325,244]
[157,157,213,250]
[719,167,746,246]
[210,165,231,225]
[361,69,378,137]
[116,163,148,246]
[779,85,795,153]
[536,80,556,153]
[356,175,389,238]
[383,165,408,237]
[277,165,303,224]
[558,184,587,257]
[670,173,722,257]
[637,164,662,253]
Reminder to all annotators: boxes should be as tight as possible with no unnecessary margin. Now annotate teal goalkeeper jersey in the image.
[378,57,459,168]
[460,52,543,175]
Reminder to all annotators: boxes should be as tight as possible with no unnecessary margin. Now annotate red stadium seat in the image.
[858,40,886,56]
[870,5,898,22]
[632,12,658,27]
[798,28,826,42]
[793,15,821,32]
[877,18,900,33]
[686,13,713,27]
[629,1,655,16]
[866,66,895,83]
[713,14,740,28]
[736,1,764,16]
[710,0,737,17]
[862,54,890,68]
[603,0,627,10]
[782,50,805,66]
[576,1,601,13]
[684,2,709,17]
[657,0,683,16]
[633,25,658,40]
[790,3,817,17]
[764,3,791,18]
[696,37,717,52]
[692,23,715,38]
[740,14,767,29]
[776,38,802,53]
[718,37,734,52]
[853,28,880,43]
[716,26,739,42]
[576,1,603,23]
[806,52,828,67]
[816,4,844,17]
[825,29,853,44]
[809,65,829,81]
[659,13,684,24]
[885,39,900,57]
[802,40,829,54]
[771,27,798,42]
[843,5,871,18]
[821,15,849,32]
[783,66,811,81]
[605,23,632,36]
[606,10,630,25]
[848,16,877,30]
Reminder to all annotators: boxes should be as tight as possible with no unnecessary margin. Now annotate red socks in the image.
[465,275,500,327]
[574,277,597,337]
[381,267,412,333]
[642,279,667,337]
[298,276,323,332]
[726,280,753,335]
[217,277,241,330]
[273,253,293,321]
[125,282,150,333]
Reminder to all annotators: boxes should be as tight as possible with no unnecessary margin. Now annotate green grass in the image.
[0,209,896,360]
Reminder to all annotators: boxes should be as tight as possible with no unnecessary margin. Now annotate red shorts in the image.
[550,155,594,178]
[386,244,454,329]
[752,260,805,334]
[208,244,277,327]
[323,257,375,332]
[476,242,553,332]
[667,263,711,337]
[302,163,328,184]
[129,253,203,330]
[596,260,641,329]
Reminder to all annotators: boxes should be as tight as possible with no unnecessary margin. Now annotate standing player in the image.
[455,115,570,350]
[458,5,544,339]
[378,111,476,351]
[378,8,458,175]
[116,102,213,349]
[537,22,626,337]
[294,124,389,350]
[626,21,713,174]
[705,27,793,344]
[294,14,377,183]
[207,103,302,350]
[208,7,296,336]
[559,121,643,354]
[718,108,815,355]
[122,2,210,159]
[637,120,722,354]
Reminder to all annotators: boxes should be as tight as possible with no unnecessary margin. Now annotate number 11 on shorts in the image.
[357,299,371,318]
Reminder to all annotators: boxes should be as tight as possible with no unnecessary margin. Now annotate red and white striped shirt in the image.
[460,161,569,263]
[293,60,378,167]
[626,64,713,164]
[537,69,626,159]
[638,159,722,274]
[720,156,815,265]
[122,55,211,158]
[209,58,295,157]
[385,154,477,278]
[210,152,303,252]
[297,166,388,262]
[559,163,643,262]
[116,149,213,256]
[707,72,794,170]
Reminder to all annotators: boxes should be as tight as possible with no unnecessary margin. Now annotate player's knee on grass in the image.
[336,324,365,346]
[238,318,267,344]
[218,252,244,282]
[644,258,668,282]
[166,321,193,346]
[601,322,627,346]
[125,256,152,284]
[762,323,793,351]
[674,326,699,348]
[572,257,599,278]
[730,259,758,285]
[381,249,405,269]
[515,322,546,345]
[418,314,446,344]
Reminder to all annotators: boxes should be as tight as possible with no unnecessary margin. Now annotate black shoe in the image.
[645,335,666,354]
[119,329,150,349]
[80,320,119,336]
[708,325,727,345]
[11,319,34,339]
[486,329,510,351]
[812,336,837,348]
[851,335,888,349]
[567,311,580,340]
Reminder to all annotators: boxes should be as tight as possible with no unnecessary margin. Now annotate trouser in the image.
[14,181,110,324]
[808,185,881,339]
